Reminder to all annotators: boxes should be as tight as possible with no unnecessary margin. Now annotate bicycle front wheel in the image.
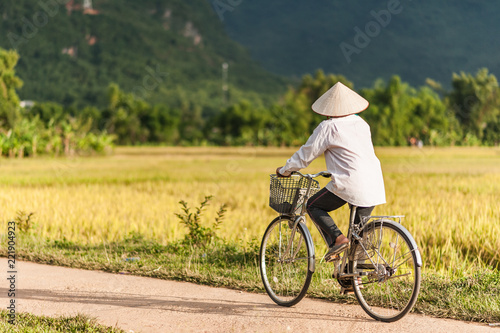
[259,216,313,307]
[352,220,421,322]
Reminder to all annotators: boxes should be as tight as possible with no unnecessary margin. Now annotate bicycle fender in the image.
[298,220,316,273]
[365,219,423,268]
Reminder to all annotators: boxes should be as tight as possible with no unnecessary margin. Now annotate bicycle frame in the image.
[333,212,423,280]
[279,171,422,281]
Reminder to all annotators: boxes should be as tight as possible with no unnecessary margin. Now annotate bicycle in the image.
[259,171,422,322]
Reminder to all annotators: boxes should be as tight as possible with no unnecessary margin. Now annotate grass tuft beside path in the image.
[0,310,125,333]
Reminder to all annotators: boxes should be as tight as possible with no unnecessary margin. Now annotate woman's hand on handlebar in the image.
[276,167,291,177]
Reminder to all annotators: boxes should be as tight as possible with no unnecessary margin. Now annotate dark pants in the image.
[306,188,374,248]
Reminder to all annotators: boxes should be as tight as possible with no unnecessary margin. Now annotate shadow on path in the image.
[1,287,370,324]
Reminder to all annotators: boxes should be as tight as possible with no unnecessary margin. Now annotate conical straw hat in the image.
[311,82,369,117]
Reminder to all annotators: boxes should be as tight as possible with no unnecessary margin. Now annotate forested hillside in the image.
[3,1,499,106]
[0,0,286,108]
[0,1,499,156]
[221,0,500,88]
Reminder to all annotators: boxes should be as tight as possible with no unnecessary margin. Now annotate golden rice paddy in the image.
[1,146,499,273]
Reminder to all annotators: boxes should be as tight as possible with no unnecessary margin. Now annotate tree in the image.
[140,104,181,144]
[0,48,23,127]
[412,86,458,146]
[213,100,270,145]
[447,68,500,142]
[29,102,66,123]
[361,76,457,146]
[483,118,500,145]
[102,84,148,145]
[361,76,416,146]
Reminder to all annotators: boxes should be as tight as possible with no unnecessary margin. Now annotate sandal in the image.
[324,242,348,262]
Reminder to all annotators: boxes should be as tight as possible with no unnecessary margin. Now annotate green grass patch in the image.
[0,310,125,333]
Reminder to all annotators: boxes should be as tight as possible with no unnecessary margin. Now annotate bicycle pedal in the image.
[324,253,340,263]
[340,287,354,295]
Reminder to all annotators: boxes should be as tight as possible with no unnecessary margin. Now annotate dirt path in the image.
[1,258,496,332]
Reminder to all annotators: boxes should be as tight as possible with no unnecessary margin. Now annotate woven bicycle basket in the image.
[269,174,320,214]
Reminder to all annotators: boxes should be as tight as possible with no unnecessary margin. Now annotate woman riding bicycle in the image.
[276,82,386,262]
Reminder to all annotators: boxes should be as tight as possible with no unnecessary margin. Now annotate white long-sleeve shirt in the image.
[279,115,386,207]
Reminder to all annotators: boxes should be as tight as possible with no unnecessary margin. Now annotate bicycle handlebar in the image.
[290,171,331,179]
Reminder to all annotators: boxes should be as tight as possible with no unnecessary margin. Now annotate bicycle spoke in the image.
[391,234,400,267]
[392,256,412,271]
[280,256,310,263]
[278,222,282,260]
[386,272,411,280]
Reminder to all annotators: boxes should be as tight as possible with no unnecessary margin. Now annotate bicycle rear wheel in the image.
[259,216,313,307]
[352,220,421,322]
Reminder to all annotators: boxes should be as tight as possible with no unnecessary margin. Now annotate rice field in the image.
[1,146,499,274]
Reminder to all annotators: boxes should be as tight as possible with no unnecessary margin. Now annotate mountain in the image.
[3,1,499,110]
[220,0,500,88]
[0,0,287,108]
